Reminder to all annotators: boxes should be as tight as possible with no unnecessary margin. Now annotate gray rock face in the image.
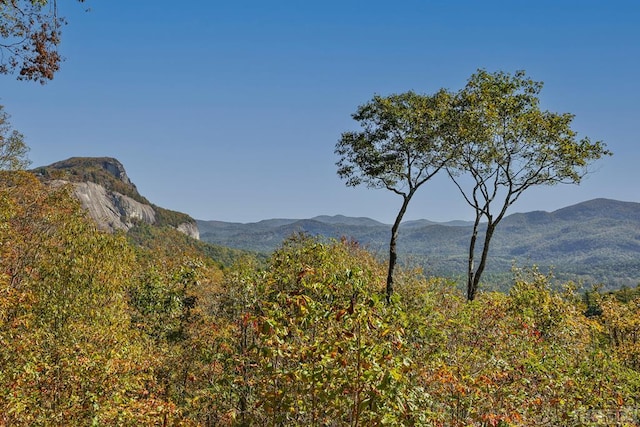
[72,181,156,232]
[101,158,132,186]
[37,157,200,240]
[59,180,199,240]
[177,222,200,240]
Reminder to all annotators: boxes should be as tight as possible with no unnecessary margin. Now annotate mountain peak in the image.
[551,198,640,221]
[41,156,130,183]
[311,215,386,226]
[33,156,144,203]
[31,157,198,239]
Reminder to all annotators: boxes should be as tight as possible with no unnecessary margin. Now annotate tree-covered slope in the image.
[198,199,640,289]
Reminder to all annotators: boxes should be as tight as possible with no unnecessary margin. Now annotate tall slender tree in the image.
[447,69,611,301]
[336,90,455,302]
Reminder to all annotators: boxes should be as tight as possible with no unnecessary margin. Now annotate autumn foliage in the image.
[0,1,87,83]
[1,172,640,425]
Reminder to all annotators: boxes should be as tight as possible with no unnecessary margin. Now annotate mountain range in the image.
[198,199,640,290]
[29,157,640,291]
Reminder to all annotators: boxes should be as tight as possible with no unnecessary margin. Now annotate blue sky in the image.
[2,1,639,223]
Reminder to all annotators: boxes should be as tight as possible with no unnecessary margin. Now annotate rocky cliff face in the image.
[34,157,199,240]
[177,222,200,239]
[72,181,157,232]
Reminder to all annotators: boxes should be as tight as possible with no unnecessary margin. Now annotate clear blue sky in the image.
[2,1,639,223]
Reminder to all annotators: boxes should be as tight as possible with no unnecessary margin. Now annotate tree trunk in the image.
[466,212,481,301]
[468,221,495,301]
[386,195,411,303]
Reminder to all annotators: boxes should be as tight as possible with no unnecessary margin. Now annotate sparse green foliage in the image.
[127,221,256,270]
[336,90,455,301]
[448,69,611,300]
[336,70,611,303]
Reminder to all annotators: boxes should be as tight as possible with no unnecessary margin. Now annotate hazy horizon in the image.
[4,1,639,224]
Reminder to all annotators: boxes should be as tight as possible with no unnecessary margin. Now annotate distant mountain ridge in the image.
[28,156,640,289]
[198,199,640,289]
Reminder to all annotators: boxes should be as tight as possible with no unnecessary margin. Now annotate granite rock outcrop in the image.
[33,157,199,239]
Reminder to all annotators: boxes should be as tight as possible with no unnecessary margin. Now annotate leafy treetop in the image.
[336,89,456,301]
[448,69,611,300]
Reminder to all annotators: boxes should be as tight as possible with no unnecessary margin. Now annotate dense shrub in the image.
[2,177,639,425]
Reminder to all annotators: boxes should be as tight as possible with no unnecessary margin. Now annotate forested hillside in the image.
[199,198,640,290]
[2,170,640,425]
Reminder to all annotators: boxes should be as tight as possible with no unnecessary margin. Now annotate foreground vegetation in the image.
[2,171,640,426]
